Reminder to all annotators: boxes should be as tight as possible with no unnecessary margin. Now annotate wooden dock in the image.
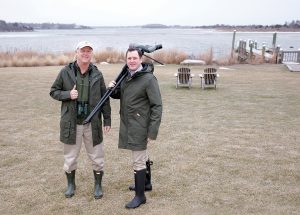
[236,40,274,62]
[284,62,300,72]
[278,51,300,71]
[234,31,300,69]
[249,48,273,60]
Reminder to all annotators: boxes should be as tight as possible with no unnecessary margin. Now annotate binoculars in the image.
[77,101,89,116]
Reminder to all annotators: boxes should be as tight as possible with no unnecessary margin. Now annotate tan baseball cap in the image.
[76,41,94,50]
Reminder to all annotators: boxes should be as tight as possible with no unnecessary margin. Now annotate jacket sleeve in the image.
[49,70,72,101]
[146,76,163,140]
[109,64,128,100]
[109,84,121,99]
[99,75,111,126]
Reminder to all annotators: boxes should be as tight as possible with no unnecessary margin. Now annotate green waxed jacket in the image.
[110,63,162,151]
[50,62,111,146]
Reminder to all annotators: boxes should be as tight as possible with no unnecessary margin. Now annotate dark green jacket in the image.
[50,62,111,146]
[110,63,162,151]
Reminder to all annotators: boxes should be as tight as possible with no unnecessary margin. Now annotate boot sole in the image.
[65,193,74,198]
[125,200,146,209]
[129,188,152,192]
[94,195,103,199]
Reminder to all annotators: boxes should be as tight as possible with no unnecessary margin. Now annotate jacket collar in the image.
[130,63,154,79]
[68,61,94,84]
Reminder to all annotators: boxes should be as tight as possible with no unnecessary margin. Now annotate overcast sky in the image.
[1,0,299,26]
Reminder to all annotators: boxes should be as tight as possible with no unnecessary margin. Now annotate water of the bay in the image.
[0,27,299,58]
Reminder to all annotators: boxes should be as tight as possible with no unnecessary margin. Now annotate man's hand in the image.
[70,85,78,100]
[108,81,116,88]
[103,126,111,134]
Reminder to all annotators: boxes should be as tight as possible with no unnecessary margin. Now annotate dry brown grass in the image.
[93,48,125,64]
[0,49,278,67]
[198,47,214,65]
[0,64,299,215]
[0,51,75,67]
[0,49,196,66]
[215,53,239,66]
[152,49,188,64]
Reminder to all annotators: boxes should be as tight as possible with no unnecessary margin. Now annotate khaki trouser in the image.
[63,123,104,172]
[132,150,148,171]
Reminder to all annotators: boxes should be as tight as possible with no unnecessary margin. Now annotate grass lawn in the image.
[0,63,299,215]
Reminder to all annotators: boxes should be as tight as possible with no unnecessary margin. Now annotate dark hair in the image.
[126,47,143,58]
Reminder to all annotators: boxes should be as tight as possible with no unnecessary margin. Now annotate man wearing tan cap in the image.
[50,41,111,199]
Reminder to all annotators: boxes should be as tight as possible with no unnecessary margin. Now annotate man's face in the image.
[76,46,93,64]
[126,50,142,71]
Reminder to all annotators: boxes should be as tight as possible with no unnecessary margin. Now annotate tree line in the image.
[0,20,91,32]
[194,20,300,31]
[143,20,300,31]
[2,20,300,32]
[0,20,33,32]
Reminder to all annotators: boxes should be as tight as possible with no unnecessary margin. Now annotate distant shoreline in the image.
[214,27,300,32]
[1,19,300,32]
[91,25,300,32]
[0,20,91,32]
[139,23,300,32]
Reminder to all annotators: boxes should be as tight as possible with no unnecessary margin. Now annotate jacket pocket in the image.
[133,112,148,128]
[128,113,148,145]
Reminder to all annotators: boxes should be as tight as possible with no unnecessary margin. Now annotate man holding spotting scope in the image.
[108,45,163,209]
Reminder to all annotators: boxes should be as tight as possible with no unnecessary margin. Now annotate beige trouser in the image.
[63,123,104,172]
[132,150,148,171]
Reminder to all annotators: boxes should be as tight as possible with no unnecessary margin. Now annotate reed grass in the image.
[93,48,125,64]
[0,48,272,67]
[0,51,75,67]
[198,47,214,65]
[152,49,188,64]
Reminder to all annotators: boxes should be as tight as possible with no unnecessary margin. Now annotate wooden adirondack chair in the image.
[199,67,219,89]
[174,67,194,89]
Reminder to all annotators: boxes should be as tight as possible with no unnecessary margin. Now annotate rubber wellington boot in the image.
[65,170,76,198]
[94,170,103,199]
[125,169,146,209]
[129,159,153,191]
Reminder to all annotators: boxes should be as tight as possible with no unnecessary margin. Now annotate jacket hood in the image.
[131,63,154,78]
